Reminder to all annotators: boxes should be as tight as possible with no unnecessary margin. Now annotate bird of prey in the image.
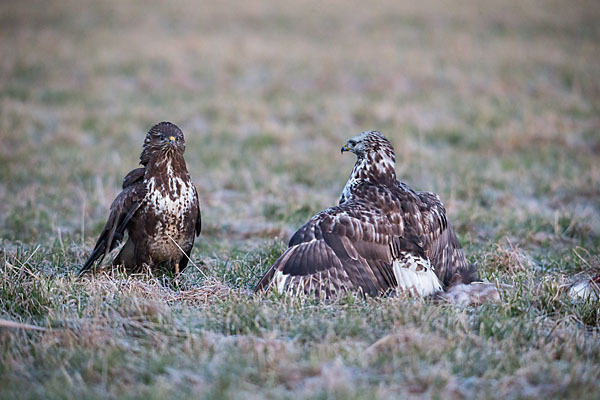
[79,122,201,276]
[255,130,479,298]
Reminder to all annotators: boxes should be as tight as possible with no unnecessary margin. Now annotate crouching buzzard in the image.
[255,131,479,298]
[79,122,201,276]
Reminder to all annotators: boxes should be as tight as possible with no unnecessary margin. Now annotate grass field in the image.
[1,0,600,398]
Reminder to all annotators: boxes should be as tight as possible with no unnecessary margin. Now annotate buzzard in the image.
[79,122,201,276]
[255,131,479,298]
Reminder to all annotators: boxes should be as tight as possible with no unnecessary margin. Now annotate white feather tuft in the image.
[393,253,442,296]
[273,270,289,294]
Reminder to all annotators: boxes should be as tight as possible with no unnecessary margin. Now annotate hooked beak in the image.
[168,136,176,147]
[341,144,350,154]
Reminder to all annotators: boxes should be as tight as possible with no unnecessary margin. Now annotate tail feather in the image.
[79,239,107,275]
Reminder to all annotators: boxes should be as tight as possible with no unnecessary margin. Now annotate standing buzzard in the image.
[255,131,479,298]
[79,122,201,276]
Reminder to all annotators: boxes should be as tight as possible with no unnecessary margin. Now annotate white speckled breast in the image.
[145,175,196,260]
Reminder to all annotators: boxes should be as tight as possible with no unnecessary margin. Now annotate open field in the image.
[1,0,600,398]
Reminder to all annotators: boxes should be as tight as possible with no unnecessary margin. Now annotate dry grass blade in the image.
[0,318,46,331]
[166,232,209,280]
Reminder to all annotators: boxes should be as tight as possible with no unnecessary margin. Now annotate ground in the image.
[1,0,599,398]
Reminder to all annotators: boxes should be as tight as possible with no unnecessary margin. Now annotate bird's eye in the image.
[349,140,357,146]
[159,134,166,141]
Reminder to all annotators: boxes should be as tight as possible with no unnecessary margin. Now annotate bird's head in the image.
[140,122,185,165]
[341,131,395,162]
[340,131,396,186]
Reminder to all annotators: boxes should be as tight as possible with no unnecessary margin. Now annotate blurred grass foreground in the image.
[1,0,600,398]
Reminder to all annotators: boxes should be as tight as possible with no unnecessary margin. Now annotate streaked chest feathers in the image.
[146,173,195,244]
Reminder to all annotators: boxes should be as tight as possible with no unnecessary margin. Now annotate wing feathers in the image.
[340,236,359,260]
[79,184,146,275]
[194,186,202,236]
[416,190,478,286]
[122,167,145,188]
[256,179,473,297]
[256,202,403,297]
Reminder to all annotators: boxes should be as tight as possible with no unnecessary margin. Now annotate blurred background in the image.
[0,0,598,265]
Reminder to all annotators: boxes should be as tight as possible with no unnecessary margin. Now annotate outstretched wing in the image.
[255,200,440,298]
[79,180,147,275]
[415,191,479,286]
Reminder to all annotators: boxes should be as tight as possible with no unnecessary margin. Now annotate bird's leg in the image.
[174,262,180,275]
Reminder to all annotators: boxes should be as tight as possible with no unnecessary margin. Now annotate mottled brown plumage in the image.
[255,131,478,298]
[79,122,201,276]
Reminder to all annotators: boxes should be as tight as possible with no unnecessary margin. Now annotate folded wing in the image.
[78,178,147,275]
[415,191,479,286]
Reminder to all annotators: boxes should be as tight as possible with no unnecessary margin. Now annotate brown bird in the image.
[255,131,479,298]
[79,122,201,276]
